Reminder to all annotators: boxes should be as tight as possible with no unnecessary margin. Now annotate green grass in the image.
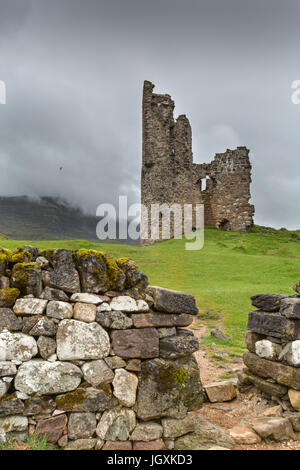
[2,225,300,353]
[0,433,56,451]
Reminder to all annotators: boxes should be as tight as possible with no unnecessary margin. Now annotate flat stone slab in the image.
[251,294,298,312]
[111,328,159,359]
[56,387,115,412]
[131,313,193,328]
[14,360,82,396]
[56,319,110,360]
[70,293,105,304]
[205,381,237,403]
[229,425,261,444]
[247,310,300,340]
[110,296,149,312]
[246,372,287,398]
[13,298,48,316]
[147,286,198,315]
[244,351,300,390]
[159,333,199,359]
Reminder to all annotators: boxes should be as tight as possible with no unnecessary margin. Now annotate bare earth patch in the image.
[191,322,300,450]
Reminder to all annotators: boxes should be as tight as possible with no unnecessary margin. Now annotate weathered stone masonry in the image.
[0,245,208,450]
[141,81,254,245]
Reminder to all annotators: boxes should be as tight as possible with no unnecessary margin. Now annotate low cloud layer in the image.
[0,0,300,228]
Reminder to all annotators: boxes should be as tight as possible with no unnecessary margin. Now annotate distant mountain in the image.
[0,196,138,244]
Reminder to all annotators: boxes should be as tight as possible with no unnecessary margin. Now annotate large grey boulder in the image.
[136,356,204,420]
[147,286,198,315]
[56,319,110,361]
[0,331,38,361]
[14,360,82,396]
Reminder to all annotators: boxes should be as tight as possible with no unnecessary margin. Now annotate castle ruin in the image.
[141,80,254,245]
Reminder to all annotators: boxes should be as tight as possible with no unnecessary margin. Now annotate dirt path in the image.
[190,322,300,450]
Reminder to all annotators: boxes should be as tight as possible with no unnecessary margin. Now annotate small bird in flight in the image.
[59,166,63,171]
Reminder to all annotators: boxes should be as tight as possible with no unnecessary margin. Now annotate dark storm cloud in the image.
[0,0,299,227]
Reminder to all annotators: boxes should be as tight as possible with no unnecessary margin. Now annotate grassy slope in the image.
[2,226,300,353]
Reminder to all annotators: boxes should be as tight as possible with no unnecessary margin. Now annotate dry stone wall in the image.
[239,283,300,417]
[0,245,204,450]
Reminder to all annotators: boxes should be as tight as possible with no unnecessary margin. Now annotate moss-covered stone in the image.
[10,250,32,264]
[0,287,20,308]
[0,248,12,275]
[56,386,115,412]
[74,249,126,293]
[11,262,42,297]
[136,356,204,420]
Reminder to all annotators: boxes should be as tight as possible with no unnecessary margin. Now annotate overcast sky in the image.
[0,0,300,228]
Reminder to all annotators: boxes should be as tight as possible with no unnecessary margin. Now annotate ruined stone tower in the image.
[141,81,254,245]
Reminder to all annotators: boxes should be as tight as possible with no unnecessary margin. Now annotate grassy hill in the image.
[1,225,300,353]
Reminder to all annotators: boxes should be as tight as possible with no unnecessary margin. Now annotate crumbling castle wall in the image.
[141,81,254,245]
